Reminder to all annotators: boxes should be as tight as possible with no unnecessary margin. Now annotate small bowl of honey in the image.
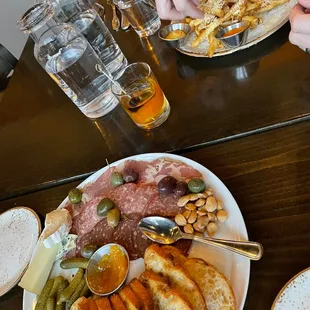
[159,23,191,48]
[86,243,129,296]
[215,21,251,48]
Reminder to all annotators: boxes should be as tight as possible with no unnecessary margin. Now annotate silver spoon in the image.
[107,0,120,31]
[139,216,263,261]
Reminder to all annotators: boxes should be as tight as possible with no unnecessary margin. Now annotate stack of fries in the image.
[183,0,289,57]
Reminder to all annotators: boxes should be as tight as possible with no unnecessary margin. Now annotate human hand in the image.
[289,0,310,49]
[155,0,204,20]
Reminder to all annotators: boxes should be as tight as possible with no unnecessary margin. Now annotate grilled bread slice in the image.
[144,245,206,310]
[183,258,236,310]
[161,246,187,266]
[140,271,192,310]
[129,278,154,310]
[95,297,113,310]
[119,285,142,310]
[110,294,127,310]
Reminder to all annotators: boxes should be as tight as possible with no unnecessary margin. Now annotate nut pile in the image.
[175,190,228,237]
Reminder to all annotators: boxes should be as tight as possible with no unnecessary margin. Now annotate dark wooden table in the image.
[1,4,310,309]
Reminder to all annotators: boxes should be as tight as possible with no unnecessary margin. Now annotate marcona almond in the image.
[185,203,196,211]
[217,199,224,210]
[217,210,228,222]
[197,209,207,216]
[207,222,218,237]
[177,195,189,207]
[195,231,203,237]
[207,212,217,222]
[197,192,207,199]
[195,198,205,207]
[206,190,213,196]
[183,210,191,219]
[193,222,205,233]
[188,193,199,201]
[175,214,187,226]
[184,224,194,234]
[197,215,209,228]
[205,196,217,212]
[188,210,198,224]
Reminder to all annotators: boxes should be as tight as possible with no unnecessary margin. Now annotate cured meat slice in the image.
[75,218,115,255]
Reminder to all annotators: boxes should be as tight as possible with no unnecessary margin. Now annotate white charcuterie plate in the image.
[176,0,296,57]
[272,267,310,310]
[23,153,250,310]
[0,207,41,297]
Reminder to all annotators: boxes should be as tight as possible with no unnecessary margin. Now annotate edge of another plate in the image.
[271,266,310,310]
[0,207,42,297]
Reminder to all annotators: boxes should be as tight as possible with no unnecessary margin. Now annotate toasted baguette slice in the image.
[71,297,89,310]
[144,245,206,310]
[184,258,236,310]
[110,294,127,310]
[95,297,112,310]
[119,285,142,310]
[161,246,187,266]
[140,271,192,310]
[129,278,154,310]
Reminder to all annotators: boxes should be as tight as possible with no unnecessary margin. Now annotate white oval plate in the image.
[272,267,310,310]
[177,0,296,57]
[23,153,250,310]
[0,207,41,297]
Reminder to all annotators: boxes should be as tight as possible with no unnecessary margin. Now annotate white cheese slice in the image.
[18,242,58,295]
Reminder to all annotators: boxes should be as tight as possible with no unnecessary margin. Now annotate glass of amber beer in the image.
[111,62,170,129]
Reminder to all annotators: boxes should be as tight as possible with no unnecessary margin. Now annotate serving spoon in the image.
[139,216,263,260]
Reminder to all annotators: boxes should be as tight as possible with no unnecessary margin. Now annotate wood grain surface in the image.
[2,20,310,198]
[1,121,310,309]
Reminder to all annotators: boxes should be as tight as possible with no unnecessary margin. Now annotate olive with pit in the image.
[188,178,206,193]
[173,181,188,196]
[111,172,124,187]
[97,198,115,217]
[158,176,177,195]
[81,245,99,259]
[123,168,138,183]
[107,208,120,228]
[68,188,82,204]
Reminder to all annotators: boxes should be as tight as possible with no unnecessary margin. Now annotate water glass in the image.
[36,24,118,118]
[111,62,170,129]
[113,0,161,37]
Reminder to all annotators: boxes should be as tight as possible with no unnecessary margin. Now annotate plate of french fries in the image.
[176,0,296,57]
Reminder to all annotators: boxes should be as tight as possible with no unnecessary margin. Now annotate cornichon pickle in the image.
[66,277,86,309]
[79,282,89,298]
[46,297,55,310]
[57,269,84,304]
[81,245,99,259]
[50,276,65,298]
[35,278,55,310]
[60,258,89,269]
[55,279,68,310]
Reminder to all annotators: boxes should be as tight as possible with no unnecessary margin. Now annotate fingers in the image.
[299,0,310,9]
[289,31,310,48]
[155,0,185,20]
[173,0,204,19]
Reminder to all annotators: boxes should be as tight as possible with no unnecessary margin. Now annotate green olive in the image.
[68,188,82,204]
[110,172,124,187]
[107,208,120,228]
[81,245,99,259]
[188,178,206,193]
[97,198,115,217]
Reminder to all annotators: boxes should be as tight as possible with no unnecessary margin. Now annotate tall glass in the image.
[36,24,118,118]
[51,0,128,77]
[113,0,161,37]
[111,63,170,129]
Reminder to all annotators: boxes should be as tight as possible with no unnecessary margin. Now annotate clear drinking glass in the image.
[36,24,118,118]
[111,62,170,129]
[113,0,161,37]
[51,0,128,77]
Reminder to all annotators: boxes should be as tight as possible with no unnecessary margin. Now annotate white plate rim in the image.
[271,266,310,310]
[23,153,250,310]
[0,206,41,297]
